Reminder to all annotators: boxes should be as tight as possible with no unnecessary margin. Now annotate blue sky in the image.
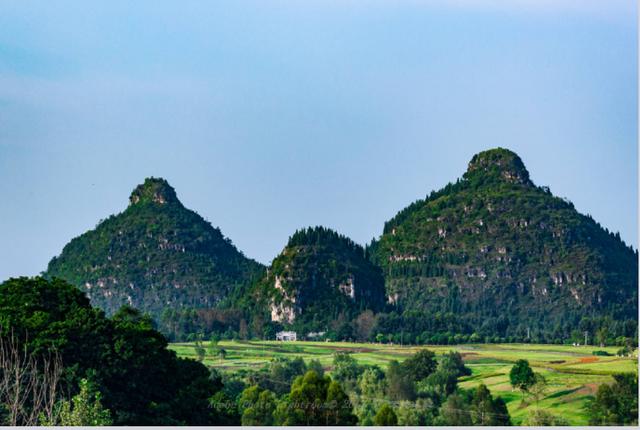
[0,0,637,280]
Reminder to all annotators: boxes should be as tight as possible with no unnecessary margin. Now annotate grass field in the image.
[169,341,638,425]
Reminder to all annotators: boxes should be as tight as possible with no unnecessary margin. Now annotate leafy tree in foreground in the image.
[528,373,548,407]
[437,393,472,425]
[332,352,363,389]
[41,378,112,426]
[374,403,398,426]
[402,349,437,381]
[509,359,536,402]
[0,277,223,425]
[238,386,276,426]
[439,350,472,377]
[274,370,356,425]
[386,360,415,401]
[588,373,638,426]
[469,384,511,426]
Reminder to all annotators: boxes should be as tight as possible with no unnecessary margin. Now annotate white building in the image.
[276,331,297,341]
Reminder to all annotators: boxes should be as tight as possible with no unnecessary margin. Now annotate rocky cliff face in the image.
[46,177,264,324]
[370,148,638,337]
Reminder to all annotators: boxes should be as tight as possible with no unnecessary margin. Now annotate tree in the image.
[326,380,357,425]
[195,344,206,362]
[217,348,227,361]
[274,370,356,426]
[509,360,535,402]
[0,277,224,425]
[0,332,63,426]
[528,373,548,407]
[307,359,325,377]
[588,373,638,425]
[44,378,112,426]
[238,386,276,426]
[332,352,362,388]
[374,403,398,426]
[419,367,458,399]
[358,367,386,398]
[469,384,511,426]
[239,319,249,340]
[354,310,376,342]
[438,393,472,425]
[375,333,385,344]
[386,360,415,401]
[439,351,471,377]
[396,399,435,426]
[402,349,437,381]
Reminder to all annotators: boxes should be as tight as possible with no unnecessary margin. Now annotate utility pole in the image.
[584,331,588,346]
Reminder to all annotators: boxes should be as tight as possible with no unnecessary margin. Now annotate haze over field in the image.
[0,0,637,282]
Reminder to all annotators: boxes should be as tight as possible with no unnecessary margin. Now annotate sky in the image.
[0,0,637,280]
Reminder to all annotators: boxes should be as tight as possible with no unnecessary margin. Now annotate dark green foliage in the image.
[332,352,364,389]
[370,148,638,342]
[373,404,398,426]
[588,373,638,426]
[0,277,224,425]
[251,226,386,335]
[274,370,357,425]
[509,359,536,401]
[439,350,472,377]
[386,360,415,401]
[468,384,511,425]
[248,357,309,396]
[238,386,277,425]
[437,393,472,425]
[402,349,437,381]
[45,178,264,340]
[307,359,325,377]
[419,366,459,400]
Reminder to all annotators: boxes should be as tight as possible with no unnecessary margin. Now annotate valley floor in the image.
[169,341,638,425]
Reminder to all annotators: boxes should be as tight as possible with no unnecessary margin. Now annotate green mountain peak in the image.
[129,177,180,206]
[463,147,532,186]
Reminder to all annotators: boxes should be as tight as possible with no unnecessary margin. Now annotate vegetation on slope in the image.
[0,277,224,425]
[248,226,386,338]
[45,177,264,338]
[369,148,638,343]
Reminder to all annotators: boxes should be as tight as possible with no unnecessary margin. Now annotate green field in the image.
[169,341,637,425]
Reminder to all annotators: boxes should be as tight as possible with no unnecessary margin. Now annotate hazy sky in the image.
[1,0,637,280]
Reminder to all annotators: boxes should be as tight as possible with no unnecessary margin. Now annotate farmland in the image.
[169,341,637,425]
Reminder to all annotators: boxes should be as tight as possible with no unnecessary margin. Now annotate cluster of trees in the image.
[0,277,226,425]
[588,373,638,426]
[204,349,511,426]
[158,302,638,349]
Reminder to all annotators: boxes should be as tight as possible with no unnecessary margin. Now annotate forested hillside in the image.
[46,178,264,337]
[248,227,386,338]
[368,148,638,344]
